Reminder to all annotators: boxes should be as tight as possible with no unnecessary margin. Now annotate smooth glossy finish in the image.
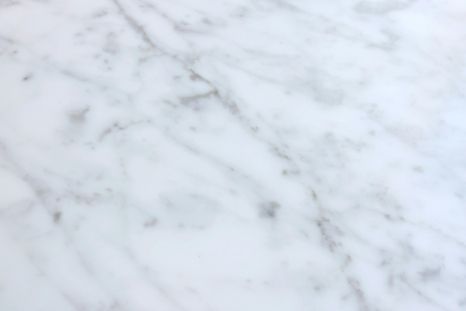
[1,1,466,310]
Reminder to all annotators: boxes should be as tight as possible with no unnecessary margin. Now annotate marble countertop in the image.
[1,0,466,310]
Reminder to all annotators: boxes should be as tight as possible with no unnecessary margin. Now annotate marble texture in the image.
[1,0,466,310]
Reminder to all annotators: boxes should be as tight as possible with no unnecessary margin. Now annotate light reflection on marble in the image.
[1,0,466,310]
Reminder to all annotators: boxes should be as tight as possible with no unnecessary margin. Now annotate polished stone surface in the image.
[1,0,466,310]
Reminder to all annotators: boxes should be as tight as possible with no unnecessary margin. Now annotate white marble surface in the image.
[1,0,466,310]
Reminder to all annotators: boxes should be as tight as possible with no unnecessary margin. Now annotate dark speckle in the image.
[22,74,32,81]
[419,267,442,281]
[53,211,62,224]
[282,169,300,176]
[69,107,90,124]
[260,201,280,219]
[144,218,158,228]
[189,73,201,81]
